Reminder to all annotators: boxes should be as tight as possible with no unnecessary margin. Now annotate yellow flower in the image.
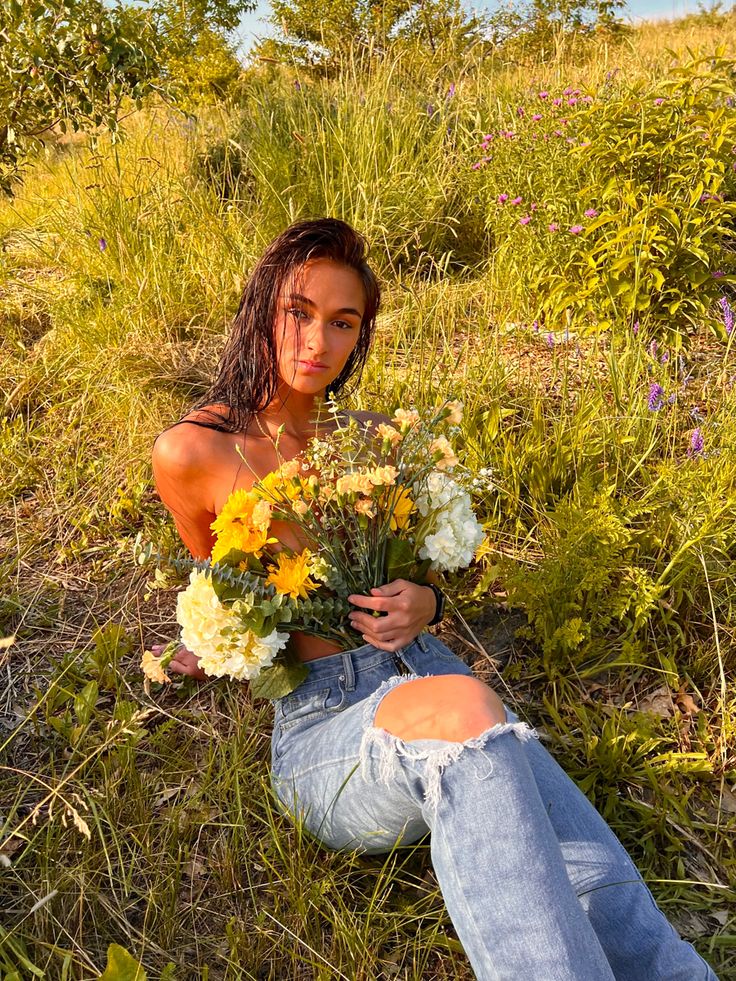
[377,423,402,446]
[385,485,414,531]
[336,473,374,497]
[445,400,464,425]
[355,497,376,517]
[141,649,171,684]
[266,549,319,600]
[210,489,276,562]
[254,460,304,503]
[369,465,398,487]
[392,408,421,433]
[429,436,459,470]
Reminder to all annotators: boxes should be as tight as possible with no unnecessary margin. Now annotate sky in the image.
[231,0,701,54]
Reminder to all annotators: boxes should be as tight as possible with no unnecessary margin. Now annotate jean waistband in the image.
[297,632,432,689]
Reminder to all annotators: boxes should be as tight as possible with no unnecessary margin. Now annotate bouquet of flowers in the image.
[139,400,486,698]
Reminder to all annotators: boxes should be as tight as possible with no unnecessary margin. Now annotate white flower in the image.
[177,569,287,681]
[414,472,483,572]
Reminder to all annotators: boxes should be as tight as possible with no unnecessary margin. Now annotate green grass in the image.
[1,14,736,979]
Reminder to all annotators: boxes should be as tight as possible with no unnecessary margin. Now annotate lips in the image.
[299,360,328,369]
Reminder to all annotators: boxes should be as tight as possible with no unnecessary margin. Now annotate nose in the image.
[303,319,328,356]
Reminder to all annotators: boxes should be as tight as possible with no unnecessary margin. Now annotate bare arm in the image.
[150,425,218,678]
[151,426,218,560]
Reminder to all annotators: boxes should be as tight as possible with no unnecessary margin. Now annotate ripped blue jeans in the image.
[270,633,719,981]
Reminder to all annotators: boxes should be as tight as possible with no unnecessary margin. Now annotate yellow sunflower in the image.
[385,485,414,531]
[254,464,303,504]
[210,489,277,563]
[265,549,319,600]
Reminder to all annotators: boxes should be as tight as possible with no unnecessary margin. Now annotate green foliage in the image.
[0,0,161,194]
[532,49,736,340]
[485,0,628,55]
[263,0,485,68]
[98,943,147,981]
[503,482,665,674]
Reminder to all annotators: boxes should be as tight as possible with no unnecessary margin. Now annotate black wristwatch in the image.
[427,584,446,626]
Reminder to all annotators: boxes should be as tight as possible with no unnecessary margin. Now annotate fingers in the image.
[348,593,392,612]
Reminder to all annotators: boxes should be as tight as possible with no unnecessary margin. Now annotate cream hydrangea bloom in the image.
[176,569,287,681]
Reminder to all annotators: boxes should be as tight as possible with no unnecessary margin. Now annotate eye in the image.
[287,307,308,321]
[333,319,356,331]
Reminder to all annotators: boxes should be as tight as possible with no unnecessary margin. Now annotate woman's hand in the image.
[347,580,437,652]
[150,642,208,682]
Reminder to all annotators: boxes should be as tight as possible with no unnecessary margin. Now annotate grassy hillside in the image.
[1,12,735,979]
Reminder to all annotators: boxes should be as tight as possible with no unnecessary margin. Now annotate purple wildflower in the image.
[584,208,598,218]
[553,98,563,106]
[653,98,664,105]
[517,106,525,117]
[471,161,482,170]
[99,238,107,251]
[546,333,555,347]
[532,113,543,121]
[427,104,436,116]
[569,224,583,235]
[498,193,509,204]
[532,320,540,332]
[633,320,639,335]
[568,98,578,106]
[563,87,573,95]
[294,80,301,90]
[661,352,669,364]
[530,202,538,211]
[510,196,523,205]
[548,223,559,232]
[687,428,704,457]
[538,90,549,99]
[520,215,531,225]
[447,83,456,99]
[647,382,665,411]
[713,270,724,278]
[719,296,734,334]
[554,130,565,137]
[649,339,658,357]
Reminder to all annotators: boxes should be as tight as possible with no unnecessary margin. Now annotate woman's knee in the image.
[373,674,507,743]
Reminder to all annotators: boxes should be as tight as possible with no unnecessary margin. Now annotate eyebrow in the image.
[286,293,363,318]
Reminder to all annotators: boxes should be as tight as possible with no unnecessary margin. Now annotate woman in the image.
[151,218,718,981]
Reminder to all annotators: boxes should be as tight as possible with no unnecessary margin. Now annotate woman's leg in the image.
[509,710,719,980]
[360,675,718,981]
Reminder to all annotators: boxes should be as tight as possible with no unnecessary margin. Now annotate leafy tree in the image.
[484,0,627,54]
[0,0,255,194]
[260,0,486,68]
[0,0,162,193]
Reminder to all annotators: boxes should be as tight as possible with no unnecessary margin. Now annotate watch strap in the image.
[427,583,446,626]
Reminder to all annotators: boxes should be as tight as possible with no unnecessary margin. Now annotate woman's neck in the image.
[258,386,330,441]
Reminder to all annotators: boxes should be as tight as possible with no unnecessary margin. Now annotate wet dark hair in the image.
[174,217,380,435]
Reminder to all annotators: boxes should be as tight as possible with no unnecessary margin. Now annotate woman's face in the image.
[274,259,366,396]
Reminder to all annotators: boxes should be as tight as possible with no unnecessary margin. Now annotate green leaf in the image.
[384,537,416,582]
[250,655,309,700]
[74,680,98,727]
[99,944,147,981]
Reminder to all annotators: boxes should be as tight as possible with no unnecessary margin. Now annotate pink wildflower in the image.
[584,208,598,218]
[520,215,531,225]
[548,223,559,232]
[569,224,583,235]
